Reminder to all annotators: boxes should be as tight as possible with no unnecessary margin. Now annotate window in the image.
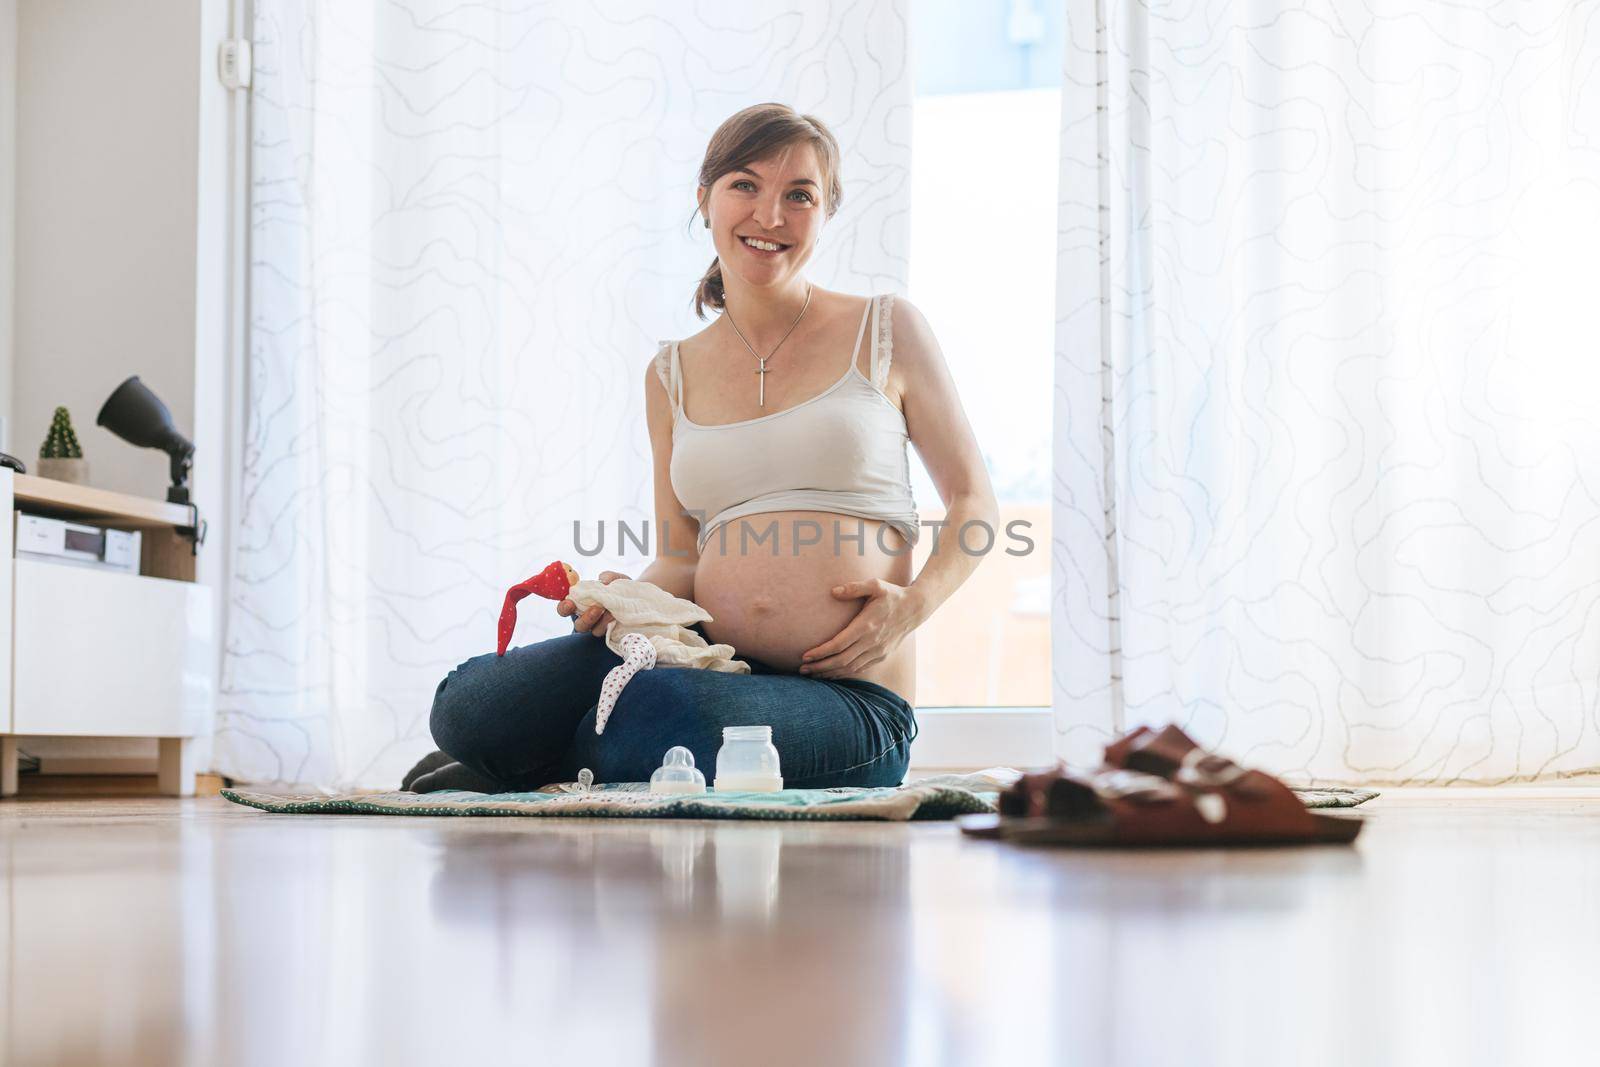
[907,0,1062,710]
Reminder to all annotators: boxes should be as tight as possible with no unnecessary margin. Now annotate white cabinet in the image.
[11,559,213,738]
[1,468,215,796]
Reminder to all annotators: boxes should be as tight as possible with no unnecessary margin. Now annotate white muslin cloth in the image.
[564,577,749,734]
[566,578,749,673]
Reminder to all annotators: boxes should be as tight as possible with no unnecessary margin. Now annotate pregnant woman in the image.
[407,102,997,794]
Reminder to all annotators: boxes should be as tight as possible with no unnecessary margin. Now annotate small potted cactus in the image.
[38,405,89,484]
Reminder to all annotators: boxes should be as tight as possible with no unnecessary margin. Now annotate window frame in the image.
[907,706,1053,774]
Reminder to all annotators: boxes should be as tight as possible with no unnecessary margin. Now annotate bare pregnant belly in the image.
[693,511,916,703]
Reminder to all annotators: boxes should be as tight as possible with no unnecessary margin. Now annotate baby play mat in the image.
[222,771,1378,823]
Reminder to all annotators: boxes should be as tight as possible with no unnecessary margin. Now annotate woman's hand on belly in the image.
[797,577,925,680]
[692,512,916,672]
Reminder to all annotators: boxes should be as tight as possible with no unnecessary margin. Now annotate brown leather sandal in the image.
[961,725,1362,847]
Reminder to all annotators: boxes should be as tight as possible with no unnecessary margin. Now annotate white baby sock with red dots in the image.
[595,631,658,734]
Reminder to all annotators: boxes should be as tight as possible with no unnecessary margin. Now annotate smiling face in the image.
[699,141,828,289]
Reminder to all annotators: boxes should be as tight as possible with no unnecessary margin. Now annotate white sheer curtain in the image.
[220,0,912,789]
[1052,1,1600,784]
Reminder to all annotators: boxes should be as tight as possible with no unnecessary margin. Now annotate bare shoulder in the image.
[882,294,945,403]
[885,294,938,363]
[682,319,718,347]
[643,340,672,391]
[674,317,724,368]
[644,342,679,430]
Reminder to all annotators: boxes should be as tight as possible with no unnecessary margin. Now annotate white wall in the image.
[13,0,201,498]
[0,0,16,449]
[7,0,238,773]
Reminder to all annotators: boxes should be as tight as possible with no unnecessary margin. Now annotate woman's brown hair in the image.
[688,103,844,320]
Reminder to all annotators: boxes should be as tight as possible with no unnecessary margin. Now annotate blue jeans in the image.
[430,622,919,790]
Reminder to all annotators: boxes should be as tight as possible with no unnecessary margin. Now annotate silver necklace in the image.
[722,284,814,407]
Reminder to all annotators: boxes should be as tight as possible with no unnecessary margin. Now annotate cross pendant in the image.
[756,360,768,407]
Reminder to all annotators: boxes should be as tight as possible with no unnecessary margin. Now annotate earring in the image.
[703,217,709,229]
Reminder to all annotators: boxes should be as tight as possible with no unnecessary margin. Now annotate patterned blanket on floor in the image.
[222,770,1379,823]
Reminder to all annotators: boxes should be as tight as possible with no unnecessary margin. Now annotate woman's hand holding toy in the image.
[799,577,926,679]
[497,562,636,656]
[559,570,629,638]
[495,561,743,739]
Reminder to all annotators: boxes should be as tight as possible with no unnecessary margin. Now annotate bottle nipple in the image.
[650,746,707,795]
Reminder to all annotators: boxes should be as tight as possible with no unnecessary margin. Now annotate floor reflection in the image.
[0,808,220,1066]
[424,820,916,1064]
[7,795,1600,1066]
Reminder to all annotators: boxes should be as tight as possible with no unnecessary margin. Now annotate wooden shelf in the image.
[11,473,193,529]
[10,472,198,583]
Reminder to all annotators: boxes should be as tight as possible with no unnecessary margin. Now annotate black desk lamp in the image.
[96,376,206,550]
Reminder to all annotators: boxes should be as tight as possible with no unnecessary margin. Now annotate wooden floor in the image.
[3,788,1598,1066]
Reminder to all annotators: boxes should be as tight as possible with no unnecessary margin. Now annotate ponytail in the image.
[693,256,726,319]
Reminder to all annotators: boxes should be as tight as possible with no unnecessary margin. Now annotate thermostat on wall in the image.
[14,514,141,574]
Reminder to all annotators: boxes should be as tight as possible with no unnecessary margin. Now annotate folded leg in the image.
[429,631,624,788]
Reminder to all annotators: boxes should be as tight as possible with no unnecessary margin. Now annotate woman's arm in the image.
[636,555,696,600]
[641,352,702,602]
[799,298,999,677]
[892,298,1000,627]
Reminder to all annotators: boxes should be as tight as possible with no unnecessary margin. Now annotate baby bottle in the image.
[649,746,707,795]
[713,725,784,792]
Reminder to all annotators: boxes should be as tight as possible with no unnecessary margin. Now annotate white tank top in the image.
[654,293,920,554]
